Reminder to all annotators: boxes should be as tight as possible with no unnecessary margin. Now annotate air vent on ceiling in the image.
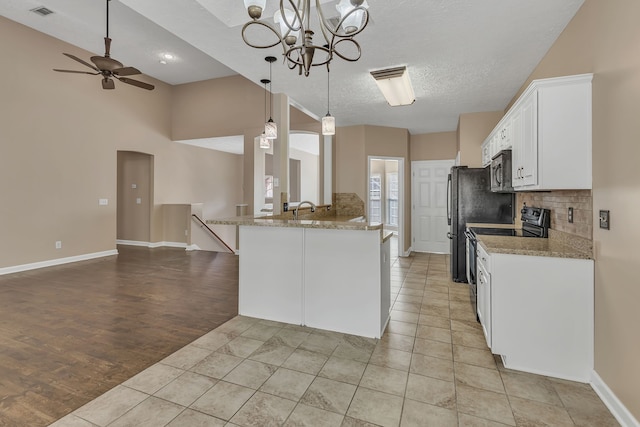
[30,6,54,17]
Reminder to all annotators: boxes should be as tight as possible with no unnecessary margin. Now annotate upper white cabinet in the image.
[482,74,593,190]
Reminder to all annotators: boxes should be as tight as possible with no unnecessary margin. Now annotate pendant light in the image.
[259,78,270,149]
[264,56,278,140]
[322,65,335,136]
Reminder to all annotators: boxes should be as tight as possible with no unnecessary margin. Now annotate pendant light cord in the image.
[326,66,330,115]
[269,60,273,121]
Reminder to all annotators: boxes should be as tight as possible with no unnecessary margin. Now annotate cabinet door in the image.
[481,139,491,167]
[477,261,491,348]
[519,92,538,187]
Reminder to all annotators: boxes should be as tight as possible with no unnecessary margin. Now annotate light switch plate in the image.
[99,198,108,206]
[599,210,610,229]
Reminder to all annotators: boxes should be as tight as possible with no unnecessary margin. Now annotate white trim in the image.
[116,239,152,247]
[591,370,640,427]
[186,244,202,251]
[150,241,188,249]
[116,239,188,249]
[0,250,118,276]
[403,246,412,257]
[367,156,405,261]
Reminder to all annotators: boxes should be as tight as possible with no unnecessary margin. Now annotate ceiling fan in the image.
[53,0,154,91]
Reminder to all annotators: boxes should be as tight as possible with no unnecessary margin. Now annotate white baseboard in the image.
[0,250,118,276]
[186,244,201,251]
[402,247,412,257]
[116,240,187,249]
[591,370,640,427]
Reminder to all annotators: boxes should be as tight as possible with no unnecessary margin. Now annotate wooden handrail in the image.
[191,214,235,254]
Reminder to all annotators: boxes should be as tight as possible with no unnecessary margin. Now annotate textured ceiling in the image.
[0,0,585,135]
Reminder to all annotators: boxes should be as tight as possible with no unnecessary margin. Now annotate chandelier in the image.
[242,0,370,77]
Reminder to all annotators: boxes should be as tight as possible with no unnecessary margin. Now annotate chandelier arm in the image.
[279,0,304,34]
[284,45,331,67]
[332,38,363,62]
[314,0,335,47]
[242,21,289,51]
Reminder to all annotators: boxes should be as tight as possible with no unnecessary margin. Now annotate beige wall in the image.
[172,77,319,141]
[514,0,640,418]
[410,132,458,161]
[335,125,411,253]
[457,111,503,167]
[0,17,243,268]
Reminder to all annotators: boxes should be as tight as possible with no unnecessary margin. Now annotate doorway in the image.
[117,151,153,244]
[367,157,404,257]
[411,159,454,253]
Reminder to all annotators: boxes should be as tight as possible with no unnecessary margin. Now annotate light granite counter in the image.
[477,234,592,259]
[208,215,383,232]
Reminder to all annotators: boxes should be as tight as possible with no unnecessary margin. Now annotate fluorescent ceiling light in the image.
[370,66,415,107]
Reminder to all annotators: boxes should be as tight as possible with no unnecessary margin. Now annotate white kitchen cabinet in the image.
[510,74,593,191]
[484,249,594,382]
[513,90,538,187]
[476,246,491,348]
[481,139,491,167]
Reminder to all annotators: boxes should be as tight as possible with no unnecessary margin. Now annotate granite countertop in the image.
[207,215,383,232]
[477,234,592,260]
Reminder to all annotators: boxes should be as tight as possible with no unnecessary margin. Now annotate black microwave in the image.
[490,150,513,193]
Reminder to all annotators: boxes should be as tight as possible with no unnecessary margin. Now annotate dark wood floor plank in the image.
[0,245,238,426]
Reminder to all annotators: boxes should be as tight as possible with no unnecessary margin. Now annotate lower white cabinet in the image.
[478,246,594,382]
[476,260,491,348]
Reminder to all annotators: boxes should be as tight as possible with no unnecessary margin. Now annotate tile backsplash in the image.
[515,190,592,240]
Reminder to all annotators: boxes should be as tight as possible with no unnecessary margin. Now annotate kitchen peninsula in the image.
[208,214,392,339]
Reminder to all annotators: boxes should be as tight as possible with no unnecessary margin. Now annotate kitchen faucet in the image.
[293,201,316,220]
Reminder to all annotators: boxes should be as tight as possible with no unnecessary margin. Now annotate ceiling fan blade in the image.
[117,77,155,91]
[53,69,100,75]
[63,53,100,72]
[102,78,115,90]
[113,66,141,76]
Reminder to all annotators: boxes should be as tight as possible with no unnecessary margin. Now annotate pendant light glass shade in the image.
[322,115,335,136]
[259,132,270,148]
[274,8,299,45]
[336,0,369,34]
[265,119,278,139]
[264,56,277,140]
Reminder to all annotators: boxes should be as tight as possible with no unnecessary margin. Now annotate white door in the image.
[412,160,454,253]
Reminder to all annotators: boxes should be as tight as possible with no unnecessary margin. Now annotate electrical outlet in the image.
[283,202,288,212]
[568,207,574,223]
[599,210,610,230]
[55,241,62,249]
[99,198,108,206]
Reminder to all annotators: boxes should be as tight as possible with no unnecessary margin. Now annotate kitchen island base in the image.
[239,225,391,339]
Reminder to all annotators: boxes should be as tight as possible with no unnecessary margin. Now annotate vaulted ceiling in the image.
[1,0,584,135]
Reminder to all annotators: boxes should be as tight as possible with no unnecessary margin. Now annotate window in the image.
[387,172,398,227]
[264,175,273,201]
[369,174,382,223]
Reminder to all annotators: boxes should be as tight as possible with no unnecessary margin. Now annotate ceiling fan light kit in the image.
[242,0,370,77]
[53,0,154,91]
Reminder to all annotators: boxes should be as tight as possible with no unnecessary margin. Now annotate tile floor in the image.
[49,253,619,427]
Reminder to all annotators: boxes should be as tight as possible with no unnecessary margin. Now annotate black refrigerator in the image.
[447,166,514,282]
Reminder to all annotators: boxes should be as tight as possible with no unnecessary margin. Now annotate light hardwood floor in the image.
[0,246,238,427]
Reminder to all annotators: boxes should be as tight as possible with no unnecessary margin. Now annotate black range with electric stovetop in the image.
[464,205,551,318]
